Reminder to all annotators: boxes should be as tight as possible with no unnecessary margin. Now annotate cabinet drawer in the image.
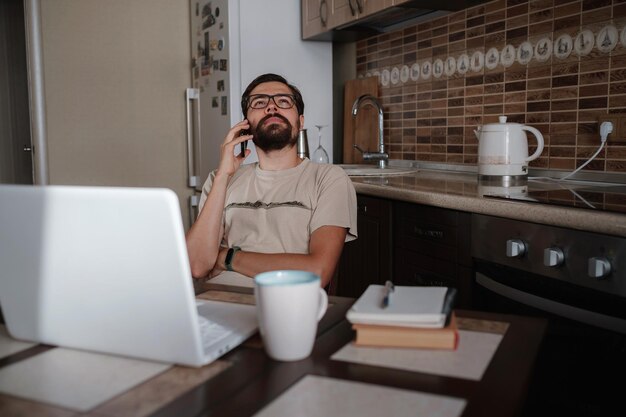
[394,202,471,266]
[395,201,461,226]
[394,248,472,308]
[357,194,387,217]
[395,247,457,282]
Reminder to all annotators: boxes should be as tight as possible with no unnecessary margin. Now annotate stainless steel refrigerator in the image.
[186,0,333,221]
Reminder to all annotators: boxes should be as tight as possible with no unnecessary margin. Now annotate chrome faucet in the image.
[351,94,388,168]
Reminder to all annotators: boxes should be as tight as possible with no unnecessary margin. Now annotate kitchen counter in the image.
[347,167,626,237]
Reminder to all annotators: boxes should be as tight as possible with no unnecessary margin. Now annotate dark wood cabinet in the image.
[393,201,472,308]
[336,194,392,298]
[335,196,472,307]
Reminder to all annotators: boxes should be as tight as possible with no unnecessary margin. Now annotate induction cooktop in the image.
[483,180,626,214]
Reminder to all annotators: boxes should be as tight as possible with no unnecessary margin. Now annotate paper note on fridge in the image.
[346,285,457,328]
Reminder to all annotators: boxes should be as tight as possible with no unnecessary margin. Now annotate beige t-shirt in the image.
[198,159,357,286]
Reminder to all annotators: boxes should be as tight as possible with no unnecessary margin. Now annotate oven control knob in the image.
[588,257,612,279]
[506,239,527,258]
[544,247,564,267]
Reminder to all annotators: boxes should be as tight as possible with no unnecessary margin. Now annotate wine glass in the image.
[312,124,329,164]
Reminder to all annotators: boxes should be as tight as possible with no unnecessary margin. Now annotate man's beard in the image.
[252,113,299,152]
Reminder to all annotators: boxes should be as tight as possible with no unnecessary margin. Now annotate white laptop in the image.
[0,185,258,367]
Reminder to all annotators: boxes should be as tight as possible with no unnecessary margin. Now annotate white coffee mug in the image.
[254,270,328,361]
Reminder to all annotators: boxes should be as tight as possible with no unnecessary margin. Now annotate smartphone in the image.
[239,130,250,157]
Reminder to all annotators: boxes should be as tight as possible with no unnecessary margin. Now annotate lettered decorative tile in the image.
[433,59,444,78]
[470,50,484,72]
[400,65,410,83]
[485,47,499,70]
[575,29,594,56]
[500,44,515,67]
[554,34,573,59]
[457,54,469,74]
[444,56,456,76]
[390,67,400,85]
[534,37,552,62]
[517,41,533,65]
[381,69,390,86]
[421,61,432,80]
[410,63,420,81]
[596,25,618,53]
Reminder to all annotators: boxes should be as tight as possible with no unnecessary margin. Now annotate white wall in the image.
[238,0,333,162]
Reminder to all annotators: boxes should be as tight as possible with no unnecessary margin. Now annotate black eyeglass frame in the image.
[246,94,297,110]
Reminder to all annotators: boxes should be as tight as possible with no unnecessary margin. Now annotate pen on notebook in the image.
[381,280,394,308]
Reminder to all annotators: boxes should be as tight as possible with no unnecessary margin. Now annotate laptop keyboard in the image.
[197,315,233,353]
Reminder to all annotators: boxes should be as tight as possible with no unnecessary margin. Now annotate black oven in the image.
[471,214,626,417]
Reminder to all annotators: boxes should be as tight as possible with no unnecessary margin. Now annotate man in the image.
[186,73,357,288]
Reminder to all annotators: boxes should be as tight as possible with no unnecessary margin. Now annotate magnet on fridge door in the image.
[221,96,228,116]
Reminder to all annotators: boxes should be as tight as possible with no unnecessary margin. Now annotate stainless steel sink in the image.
[338,164,418,176]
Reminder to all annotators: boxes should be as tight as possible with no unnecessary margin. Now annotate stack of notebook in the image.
[346,284,459,350]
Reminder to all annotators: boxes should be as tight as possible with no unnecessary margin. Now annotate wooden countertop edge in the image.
[352,182,626,237]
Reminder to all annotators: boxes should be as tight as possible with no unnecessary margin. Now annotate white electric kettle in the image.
[475,116,544,180]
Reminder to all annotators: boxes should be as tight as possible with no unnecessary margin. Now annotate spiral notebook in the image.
[346,285,457,328]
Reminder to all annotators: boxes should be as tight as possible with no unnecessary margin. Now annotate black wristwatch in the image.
[225,246,241,271]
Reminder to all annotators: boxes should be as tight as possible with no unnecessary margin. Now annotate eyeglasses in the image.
[247,94,296,110]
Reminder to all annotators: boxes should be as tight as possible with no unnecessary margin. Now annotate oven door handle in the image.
[476,272,626,334]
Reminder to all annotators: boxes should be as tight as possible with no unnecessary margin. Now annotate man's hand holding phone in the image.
[217,120,252,178]
[239,129,250,158]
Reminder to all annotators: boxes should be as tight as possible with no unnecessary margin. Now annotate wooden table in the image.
[0,284,546,417]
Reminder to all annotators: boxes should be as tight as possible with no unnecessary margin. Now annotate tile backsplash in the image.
[355,0,626,173]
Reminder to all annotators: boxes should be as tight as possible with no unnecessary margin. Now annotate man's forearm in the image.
[218,226,348,287]
[185,173,230,278]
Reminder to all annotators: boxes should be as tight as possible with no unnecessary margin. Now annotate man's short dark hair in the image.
[241,73,304,118]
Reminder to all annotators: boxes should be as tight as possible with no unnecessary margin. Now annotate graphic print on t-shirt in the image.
[225,201,309,210]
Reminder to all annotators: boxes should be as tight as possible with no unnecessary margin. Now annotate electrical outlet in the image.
[598,115,622,141]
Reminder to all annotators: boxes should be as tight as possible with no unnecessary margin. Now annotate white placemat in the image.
[332,330,503,381]
[253,375,466,417]
[0,348,171,412]
[0,325,36,359]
